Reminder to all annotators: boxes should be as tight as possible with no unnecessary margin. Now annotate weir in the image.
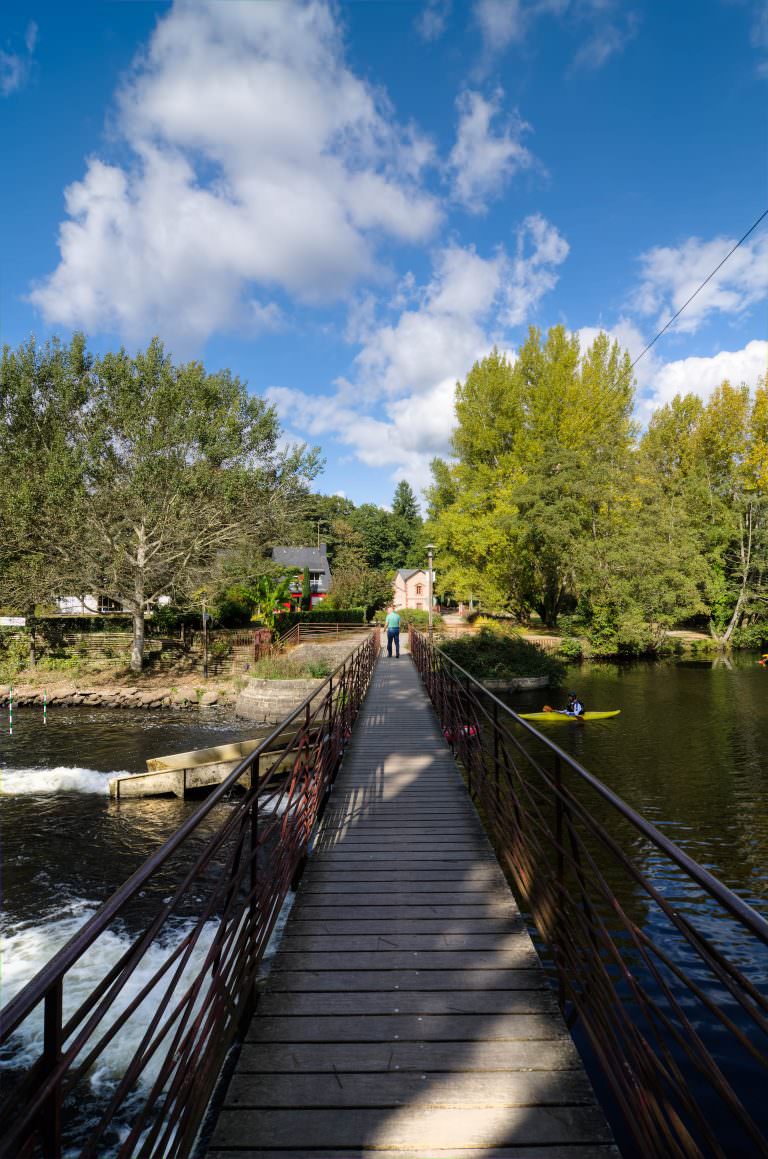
[1,630,767,1158]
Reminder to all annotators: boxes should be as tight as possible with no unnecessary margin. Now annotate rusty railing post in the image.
[40,981,63,1159]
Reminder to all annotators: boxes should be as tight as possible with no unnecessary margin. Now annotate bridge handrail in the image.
[0,629,380,1158]
[410,627,768,1158]
[416,634,768,942]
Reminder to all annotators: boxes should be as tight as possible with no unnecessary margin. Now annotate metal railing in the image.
[410,628,768,1159]
[276,621,371,649]
[0,630,380,1158]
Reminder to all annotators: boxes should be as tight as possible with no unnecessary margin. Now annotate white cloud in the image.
[578,323,766,423]
[631,230,768,334]
[267,218,568,486]
[30,0,441,345]
[1,21,37,96]
[504,214,570,325]
[473,0,637,69]
[572,6,639,69]
[644,340,767,414]
[474,0,526,51]
[448,90,535,212]
[416,0,451,41]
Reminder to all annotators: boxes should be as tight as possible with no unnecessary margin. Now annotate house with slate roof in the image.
[393,568,436,612]
[271,544,332,607]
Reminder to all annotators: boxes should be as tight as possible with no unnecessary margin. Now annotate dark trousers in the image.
[386,629,400,657]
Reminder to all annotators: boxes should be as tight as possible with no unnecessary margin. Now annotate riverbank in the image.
[0,663,243,710]
[0,639,366,712]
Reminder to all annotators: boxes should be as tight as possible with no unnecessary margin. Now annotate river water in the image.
[1,658,767,1154]
[508,652,768,915]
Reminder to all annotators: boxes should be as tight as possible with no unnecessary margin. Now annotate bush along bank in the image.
[439,627,566,685]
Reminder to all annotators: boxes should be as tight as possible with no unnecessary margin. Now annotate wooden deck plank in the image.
[246,1013,569,1043]
[257,990,556,1015]
[207,653,613,1157]
[212,1106,614,1149]
[234,1039,583,1072]
[293,905,518,920]
[270,948,540,969]
[224,1069,595,1107]
[278,932,530,951]
[288,918,521,933]
[262,968,548,992]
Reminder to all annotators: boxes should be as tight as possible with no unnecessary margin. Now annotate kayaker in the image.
[562,692,585,718]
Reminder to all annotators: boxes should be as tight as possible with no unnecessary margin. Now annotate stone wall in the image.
[235,677,324,724]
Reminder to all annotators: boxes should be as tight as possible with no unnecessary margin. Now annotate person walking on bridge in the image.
[385,606,401,658]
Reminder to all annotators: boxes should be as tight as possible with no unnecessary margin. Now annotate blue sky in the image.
[2,0,767,506]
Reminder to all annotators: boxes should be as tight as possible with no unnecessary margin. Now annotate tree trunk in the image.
[130,606,145,672]
[722,504,753,646]
[130,525,147,672]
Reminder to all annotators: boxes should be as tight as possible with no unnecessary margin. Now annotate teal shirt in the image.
[385,612,401,630]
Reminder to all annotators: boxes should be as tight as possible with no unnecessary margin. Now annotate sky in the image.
[2,0,767,507]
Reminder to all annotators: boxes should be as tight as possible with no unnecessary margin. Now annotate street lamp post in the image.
[427,544,435,635]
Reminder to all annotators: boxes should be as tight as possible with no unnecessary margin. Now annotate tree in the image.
[0,336,91,662]
[640,380,768,644]
[428,329,636,627]
[347,504,399,570]
[0,336,321,671]
[324,565,392,618]
[229,573,295,628]
[301,566,312,611]
[80,340,321,669]
[391,480,425,567]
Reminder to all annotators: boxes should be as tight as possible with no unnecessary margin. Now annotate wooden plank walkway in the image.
[209,652,617,1159]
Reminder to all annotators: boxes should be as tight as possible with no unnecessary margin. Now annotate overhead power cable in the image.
[631,207,768,369]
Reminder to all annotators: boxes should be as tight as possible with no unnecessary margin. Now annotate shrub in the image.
[731,623,768,650]
[0,633,31,681]
[473,614,517,634]
[373,608,443,630]
[440,627,565,683]
[249,655,333,680]
[558,636,585,661]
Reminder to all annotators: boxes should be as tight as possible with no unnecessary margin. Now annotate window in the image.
[416,584,423,595]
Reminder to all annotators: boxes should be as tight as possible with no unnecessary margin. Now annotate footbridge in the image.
[1,630,767,1158]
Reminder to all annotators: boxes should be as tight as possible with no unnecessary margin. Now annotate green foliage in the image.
[324,565,392,618]
[37,655,84,673]
[0,335,321,672]
[558,636,586,660]
[440,628,565,682]
[301,566,312,612]
[428,327,768,652]
[373,607,443,630]
[0,633,30,681]
[731,623,768,649]
[249,655,334,680]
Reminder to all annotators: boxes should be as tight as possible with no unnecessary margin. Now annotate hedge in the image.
[274,608,367,632]
[373,608,443,630]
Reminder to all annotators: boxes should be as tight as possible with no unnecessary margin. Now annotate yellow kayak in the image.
[519,710,621,722]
